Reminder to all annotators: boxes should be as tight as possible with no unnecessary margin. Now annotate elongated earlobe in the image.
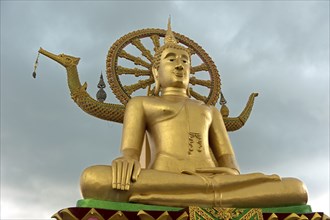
[186,86,191,98]
[153,80,160,96]
[152,67,160,96]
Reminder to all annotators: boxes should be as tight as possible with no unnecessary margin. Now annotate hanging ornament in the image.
[32,52,40,79]
[96,71,107,102]
[220,91,230,118]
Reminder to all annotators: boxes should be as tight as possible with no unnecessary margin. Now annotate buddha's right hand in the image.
[111,157,141,190]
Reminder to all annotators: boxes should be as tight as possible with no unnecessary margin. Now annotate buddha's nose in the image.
[175,65,183,71]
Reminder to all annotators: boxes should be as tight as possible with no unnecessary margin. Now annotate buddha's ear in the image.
[151,66,160,96]
[152,66,158,79]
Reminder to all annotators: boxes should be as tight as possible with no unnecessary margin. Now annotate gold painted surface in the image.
[39,25,257,131]
[106,27,220,105]
[137,210,174,220]
[39,21,308,209]
[311,213,322,220]
[283,213,301,220]
[241,209,263,220]
[137,210,155,220]
[78,22,308,208]
[109,211,128,220]
[177,212,189,220]
[268,213,279,220]
[81,208,103,220]
[38,48,125,123]
[322,214,330,220]
[188,207,263,220]
[301,215,310,220]
[52,208,79,220]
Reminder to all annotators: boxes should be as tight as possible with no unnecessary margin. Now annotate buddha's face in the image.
[153,47,190,90]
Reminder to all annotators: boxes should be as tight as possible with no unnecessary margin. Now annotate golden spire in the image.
[164,16,178,44]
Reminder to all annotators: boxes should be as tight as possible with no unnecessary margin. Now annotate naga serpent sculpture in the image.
[38,28,258,131]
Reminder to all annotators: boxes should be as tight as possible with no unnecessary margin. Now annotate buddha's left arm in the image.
[209,106,240,174]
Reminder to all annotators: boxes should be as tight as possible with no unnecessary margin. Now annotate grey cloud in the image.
[1,1,329,218]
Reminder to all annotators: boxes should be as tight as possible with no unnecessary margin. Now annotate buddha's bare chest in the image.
[144,99,212,130]
[144,99,215,167]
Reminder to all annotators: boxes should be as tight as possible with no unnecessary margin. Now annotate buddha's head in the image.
[152,20,191,96]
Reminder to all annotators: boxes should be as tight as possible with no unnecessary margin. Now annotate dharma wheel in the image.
[106,28,221,106]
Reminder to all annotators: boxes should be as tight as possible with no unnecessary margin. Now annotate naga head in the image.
[39,47,80,68]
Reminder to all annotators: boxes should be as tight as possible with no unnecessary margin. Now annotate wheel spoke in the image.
[119,50,151,68]
[191,63,208,74]
[190,76,211,88]
[150,35,161,52]
[117,66,151,77]
[107,29,220,105]
[123,78,154,95]
[131,39,154,62]
[189,88,207,103]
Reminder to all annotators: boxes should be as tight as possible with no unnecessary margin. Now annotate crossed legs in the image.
[80,165,308,207]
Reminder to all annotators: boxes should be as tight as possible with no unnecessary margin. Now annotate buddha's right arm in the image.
[111,155,141,190]
[111,97,146,190]
[120,97,146,156]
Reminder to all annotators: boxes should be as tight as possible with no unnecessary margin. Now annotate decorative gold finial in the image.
[96,71,107,102]
[164,16,178,45]
[220,92,230,117]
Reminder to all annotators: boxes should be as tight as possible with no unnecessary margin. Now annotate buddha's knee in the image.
[80,165,130,202]
[80,165,113,200]
[282,177,308,204]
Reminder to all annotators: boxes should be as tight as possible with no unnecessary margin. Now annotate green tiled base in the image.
[77,199,312,214]
[77,199,183,212]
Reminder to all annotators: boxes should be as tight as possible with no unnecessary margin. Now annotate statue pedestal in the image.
[51,199,328,220]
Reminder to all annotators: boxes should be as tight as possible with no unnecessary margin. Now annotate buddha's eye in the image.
[183,60,187,63]
[169,59,175,62]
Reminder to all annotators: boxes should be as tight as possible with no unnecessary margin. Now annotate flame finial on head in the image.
[164,16,178,45]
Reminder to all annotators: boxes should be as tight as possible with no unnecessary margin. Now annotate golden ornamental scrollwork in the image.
[37,27,258,131]
[106,28,221,106]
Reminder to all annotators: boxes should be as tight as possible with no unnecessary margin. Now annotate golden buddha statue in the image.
[79,22,308,208]
[37,21,308,209]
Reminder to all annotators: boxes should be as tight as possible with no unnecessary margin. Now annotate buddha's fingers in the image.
[121,162,129,190]
[116,161,122,189]
[131,160,141,182]
[111,162,117,189]
[125,162,134,190]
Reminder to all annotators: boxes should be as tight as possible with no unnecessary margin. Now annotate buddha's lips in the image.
[174,71,184,77]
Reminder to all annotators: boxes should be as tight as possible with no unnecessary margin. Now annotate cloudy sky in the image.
[1,1,329,219]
